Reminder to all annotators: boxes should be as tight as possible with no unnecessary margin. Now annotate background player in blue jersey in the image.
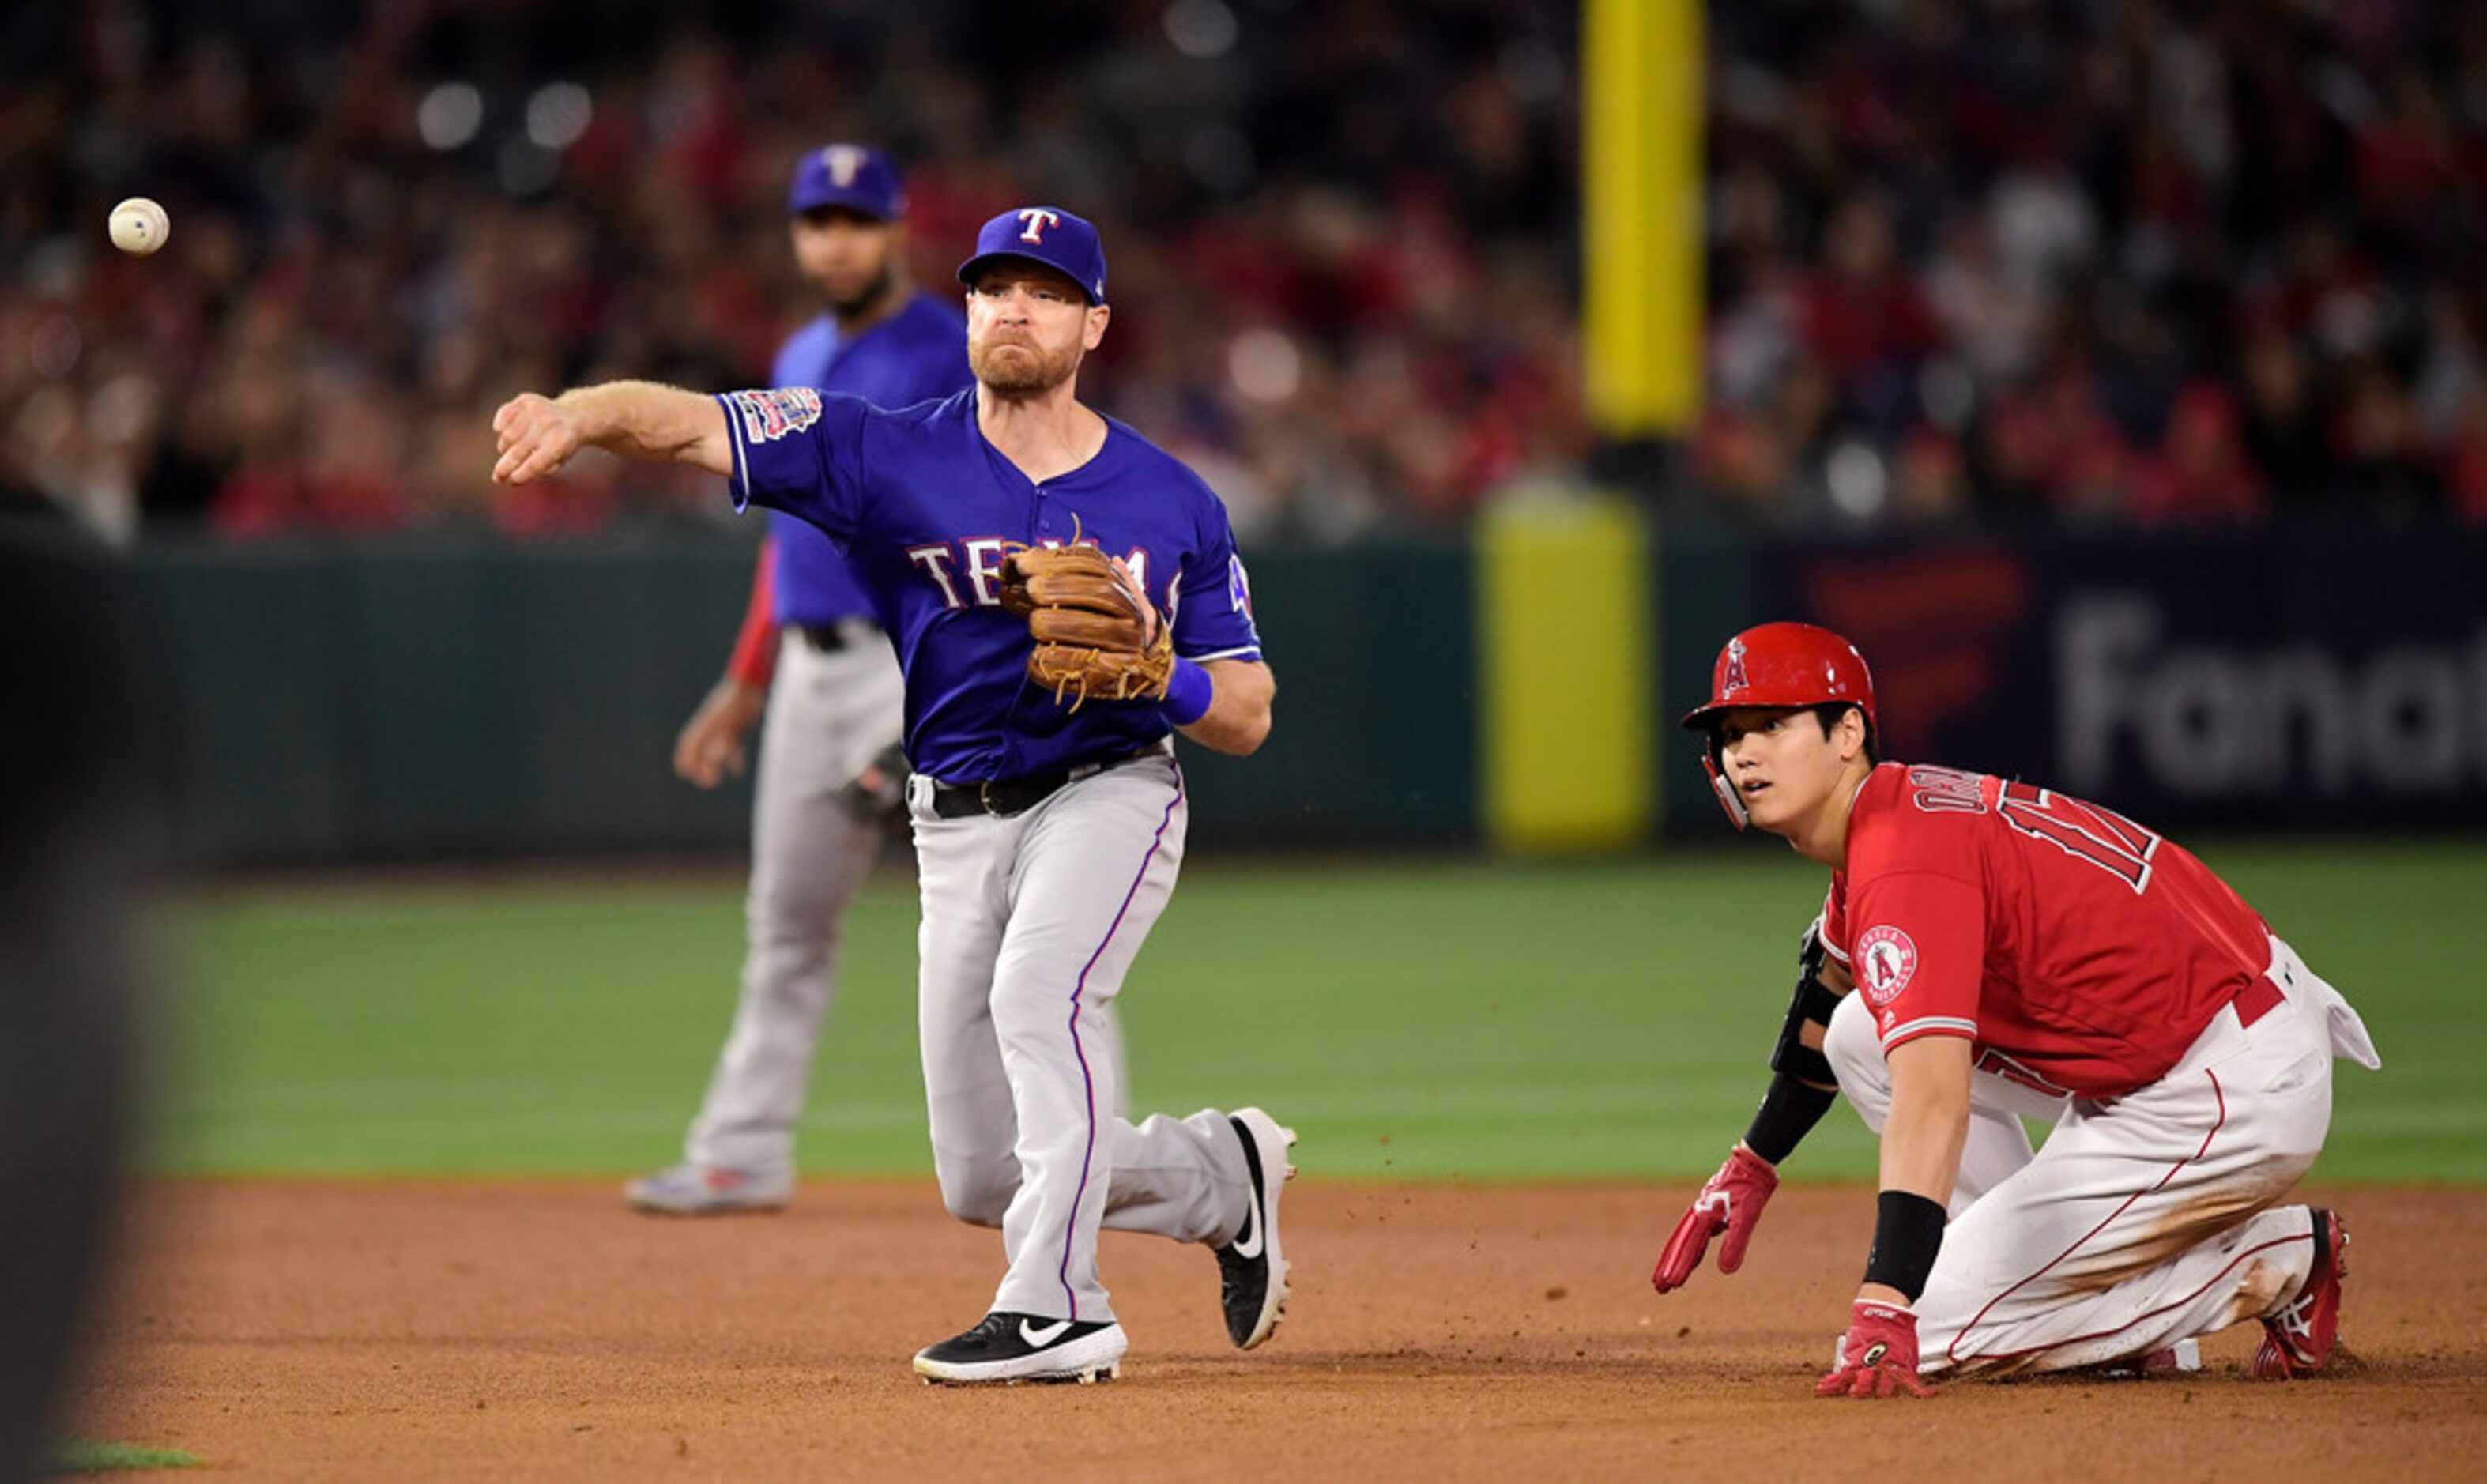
[627,145,974,1216]
[492,206,1294,1386]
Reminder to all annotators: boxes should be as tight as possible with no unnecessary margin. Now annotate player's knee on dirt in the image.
[1825,992,1890,1128]
[933,1151,1019,1228]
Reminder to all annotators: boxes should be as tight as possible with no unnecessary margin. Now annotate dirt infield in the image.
[65,1180,2487,1481]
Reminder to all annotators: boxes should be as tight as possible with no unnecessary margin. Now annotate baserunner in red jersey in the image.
[1651,621,2382,1396]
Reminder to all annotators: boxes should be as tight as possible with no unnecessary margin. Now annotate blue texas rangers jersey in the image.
[766,292,972,627]
[716,386,1264,782]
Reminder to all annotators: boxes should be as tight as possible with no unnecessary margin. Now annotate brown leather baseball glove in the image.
[998,543,1174,708]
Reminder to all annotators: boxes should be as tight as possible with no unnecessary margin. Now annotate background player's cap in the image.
[788,143,905,220]
[956,206,1107,304]
[1680,621,1878,735]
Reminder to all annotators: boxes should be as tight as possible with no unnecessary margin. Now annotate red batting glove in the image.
[1817,1301,1933,1399]
[1652,1144,1779,1294]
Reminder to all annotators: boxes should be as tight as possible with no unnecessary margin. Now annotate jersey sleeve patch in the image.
[1855,925,1919,1008]
[725,387,823,443]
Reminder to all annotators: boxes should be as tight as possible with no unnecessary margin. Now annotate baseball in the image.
[108,197,169,256]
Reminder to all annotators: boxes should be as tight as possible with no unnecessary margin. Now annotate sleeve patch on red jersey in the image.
[1856,925,1919,1008]
[725,387,823,443]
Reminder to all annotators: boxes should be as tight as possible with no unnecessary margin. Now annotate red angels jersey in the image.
[1818,762,2274,1098]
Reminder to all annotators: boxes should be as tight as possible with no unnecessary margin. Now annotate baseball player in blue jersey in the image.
[493,206,1293,1385]
[628,145,974,1216]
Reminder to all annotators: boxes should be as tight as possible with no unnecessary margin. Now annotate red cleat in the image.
[2252,1209,2346,1380]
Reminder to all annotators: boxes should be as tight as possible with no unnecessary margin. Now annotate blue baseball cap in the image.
[956,206,1108,304]
[788,143,904,220]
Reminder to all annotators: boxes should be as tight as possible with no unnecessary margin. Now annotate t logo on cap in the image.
[958,205,1109,305]
[786,141,905,221]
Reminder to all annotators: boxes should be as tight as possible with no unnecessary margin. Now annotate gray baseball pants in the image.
[682,627,905,1174]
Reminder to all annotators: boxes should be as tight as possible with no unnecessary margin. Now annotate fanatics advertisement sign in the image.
[1660,523,2487,834]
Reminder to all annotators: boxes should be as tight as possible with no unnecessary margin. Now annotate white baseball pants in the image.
[682,629,905,1174]
[906,750,1253,1324]
[1826,935,2380,1377]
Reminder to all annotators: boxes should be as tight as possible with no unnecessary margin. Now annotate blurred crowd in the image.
[1698,0,2487,529]
[0,0,1580,548]
[2,1,2482,548]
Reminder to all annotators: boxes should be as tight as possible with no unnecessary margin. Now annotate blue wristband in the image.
[1162,657,1214,726]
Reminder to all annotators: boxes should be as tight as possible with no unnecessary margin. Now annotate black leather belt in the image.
[793,620,878,653]
[926,744,1166,819]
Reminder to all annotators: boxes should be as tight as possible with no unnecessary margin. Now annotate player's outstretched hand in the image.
[673,677,768,788]
[492,392,583,485]
[1817,1301,1933,1399]
[1652,1143,1778,1293]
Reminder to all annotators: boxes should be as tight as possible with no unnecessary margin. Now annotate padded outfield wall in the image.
[107,518,2487,868]
[1651,518,2487,838]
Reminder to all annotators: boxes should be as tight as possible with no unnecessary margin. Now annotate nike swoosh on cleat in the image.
[1019,1317,1073,1347]
[1228,1196,1263,1259]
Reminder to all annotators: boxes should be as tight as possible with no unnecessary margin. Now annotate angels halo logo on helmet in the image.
[1722,636,1750,695]
[1681,622,1878,830]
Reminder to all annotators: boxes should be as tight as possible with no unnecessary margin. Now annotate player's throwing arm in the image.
[492,383,732,485]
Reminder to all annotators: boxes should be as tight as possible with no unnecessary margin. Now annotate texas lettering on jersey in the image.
[717,386,1262,781]
[905,539,1180,616]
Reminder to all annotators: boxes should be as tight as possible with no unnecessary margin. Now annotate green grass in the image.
[145,842,2487,1182]
[44,1440,201,1472]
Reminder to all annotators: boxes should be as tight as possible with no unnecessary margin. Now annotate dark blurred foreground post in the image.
[0,521,148,1482]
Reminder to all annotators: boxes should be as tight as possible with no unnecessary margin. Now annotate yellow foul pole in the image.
[1474,2,1702,852]
[1583,0,1701,436]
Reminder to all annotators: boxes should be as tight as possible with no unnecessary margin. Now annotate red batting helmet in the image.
[1681,622,1877,828]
